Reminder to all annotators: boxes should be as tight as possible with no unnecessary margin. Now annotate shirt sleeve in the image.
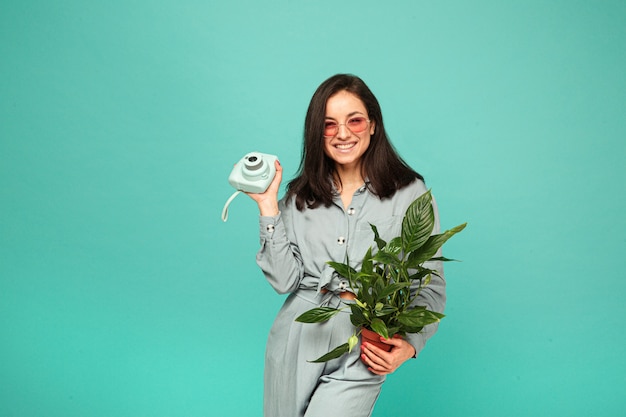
[404,194,447,357]
[255,200,305,294]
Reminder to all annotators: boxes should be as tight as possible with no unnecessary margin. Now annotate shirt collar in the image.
[330,177,370,196]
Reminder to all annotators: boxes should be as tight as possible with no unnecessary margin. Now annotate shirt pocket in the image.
[354,215,402,250]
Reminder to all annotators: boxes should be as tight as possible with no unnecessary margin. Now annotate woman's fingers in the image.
[360,337,416,375]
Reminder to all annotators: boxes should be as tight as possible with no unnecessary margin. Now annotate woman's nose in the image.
[336,123,351,139]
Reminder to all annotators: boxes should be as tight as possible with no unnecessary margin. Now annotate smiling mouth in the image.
[335,143,356,150]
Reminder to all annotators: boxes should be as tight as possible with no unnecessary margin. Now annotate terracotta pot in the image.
[360,327,392,352]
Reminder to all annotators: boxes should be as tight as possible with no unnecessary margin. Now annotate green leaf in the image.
[372,275,385,297]
[326,261,357,279]
[377,282,411,300]
[373,251,402,267]
[387,326,403,336]
[361,247,374,275]
[357,279,375,306]
[385,237,403,255]
[370,224,387,250]
[369,318,390,339]
[407,269,432,282]
[397,307,445,328]
[402,191,435,254]
[374,304,398,317]
[295,307,342,323]
[309,343,350,363]
[408,223,467,266]
[429,256,461,262]
[400,324,424,334]
[349,303,369,327]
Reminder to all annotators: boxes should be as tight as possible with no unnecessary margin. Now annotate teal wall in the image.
[1,1,624,416]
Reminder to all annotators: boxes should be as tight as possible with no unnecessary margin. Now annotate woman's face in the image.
[323,90,375,171]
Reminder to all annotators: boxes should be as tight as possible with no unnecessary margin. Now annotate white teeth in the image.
[335,143,355,149]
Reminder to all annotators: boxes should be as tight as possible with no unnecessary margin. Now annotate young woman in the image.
[247,74,445,417]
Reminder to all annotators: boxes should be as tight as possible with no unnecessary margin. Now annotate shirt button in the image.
[337,236,346,245]
[339,281,348,290]
[347,208,355,215]
[266,224,275,233]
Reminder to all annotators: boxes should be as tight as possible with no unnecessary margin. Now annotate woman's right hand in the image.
[246,159,283,216]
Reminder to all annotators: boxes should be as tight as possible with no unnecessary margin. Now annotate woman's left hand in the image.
[360,335,416,375]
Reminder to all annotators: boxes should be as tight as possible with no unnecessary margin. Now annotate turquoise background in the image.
[1,1,625,416]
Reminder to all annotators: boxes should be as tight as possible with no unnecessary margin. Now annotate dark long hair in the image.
[286,74,423,210]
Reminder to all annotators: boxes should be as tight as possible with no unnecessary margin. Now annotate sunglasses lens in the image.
[347,117,368,133]
[324,122,338,137]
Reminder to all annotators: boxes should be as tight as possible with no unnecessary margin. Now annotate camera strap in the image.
[221,190,242,222]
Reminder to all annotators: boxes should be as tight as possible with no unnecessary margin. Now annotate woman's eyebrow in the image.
[325,111,366,120]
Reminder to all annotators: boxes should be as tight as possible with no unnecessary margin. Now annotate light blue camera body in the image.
[228,151,278,193]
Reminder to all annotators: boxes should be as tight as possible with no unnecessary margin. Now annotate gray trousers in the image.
[264,290,385,417]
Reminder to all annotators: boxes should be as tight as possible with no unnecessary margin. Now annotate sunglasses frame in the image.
[323,116,371,137]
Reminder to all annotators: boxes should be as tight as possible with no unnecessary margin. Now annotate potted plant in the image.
[295,190,466,362]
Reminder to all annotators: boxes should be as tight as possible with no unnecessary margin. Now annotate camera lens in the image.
[244,154,264,172]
